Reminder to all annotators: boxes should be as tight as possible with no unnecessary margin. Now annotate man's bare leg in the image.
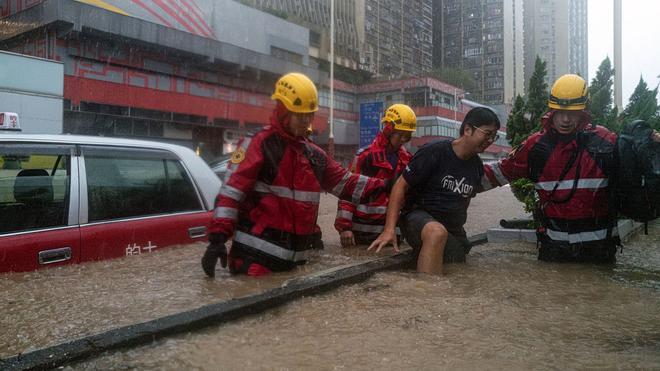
[417,221,448,274]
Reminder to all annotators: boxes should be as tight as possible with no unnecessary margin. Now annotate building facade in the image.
[523,0,588,91]
[315,76,510,165]
[363,0,433,78]
[244,0,433,79]
[0,0,346,161]
[241,0,364,70]
[1,0,506,167]
[568,0,588,79]
[432,0,524,105]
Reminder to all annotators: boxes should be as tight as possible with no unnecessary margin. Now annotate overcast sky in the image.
[588,0,660,107]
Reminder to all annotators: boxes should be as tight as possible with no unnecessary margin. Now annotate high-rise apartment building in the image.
[362,0,433,78]
[242,0,363,70]
[568,0,588,79]
[523,0,588,91]
[432,0,524,105]
[244,0,433,79]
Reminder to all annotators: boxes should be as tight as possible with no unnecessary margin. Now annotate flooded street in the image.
[4,0,660,368]
[79,224,660,370]
[2,188,660,369]
[0,239,382,358]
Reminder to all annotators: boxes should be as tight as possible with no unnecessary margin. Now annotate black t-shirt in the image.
[402,140,483,233]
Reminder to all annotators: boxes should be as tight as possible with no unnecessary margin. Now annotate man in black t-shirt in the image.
[368,107,501,274]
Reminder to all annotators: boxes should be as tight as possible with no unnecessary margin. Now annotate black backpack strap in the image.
[528,134,556,183]
[302,143,328,184]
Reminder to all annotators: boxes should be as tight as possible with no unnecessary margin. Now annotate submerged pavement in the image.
[1,186,527,361]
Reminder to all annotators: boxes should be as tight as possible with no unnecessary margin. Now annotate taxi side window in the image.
[0,145,71,234]
[83,146,202,222]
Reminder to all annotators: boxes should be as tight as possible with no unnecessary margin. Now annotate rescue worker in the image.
[334,104,415,247]
[201,72,386,277]
[369,107,502,274]
[482,74,660,263]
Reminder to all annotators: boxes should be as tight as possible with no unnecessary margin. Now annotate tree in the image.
[525,56,549,130]
[621,77,659,128]
[506,95,530,147]
[588,57,619,131]
[503,56,548,224]
[505,56,547,149]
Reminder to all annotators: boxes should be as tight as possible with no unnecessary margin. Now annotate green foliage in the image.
[510,178,538,215]
[505,56,548,221]
[506,95,532,147]
[621,77,660,126]
[525,56,549,128]
[428,67,478,94]
[506,56,547,148]
[588,57,619,131]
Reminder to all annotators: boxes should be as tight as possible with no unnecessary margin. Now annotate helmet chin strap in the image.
[276,101,292,129]
[382,122,394,138]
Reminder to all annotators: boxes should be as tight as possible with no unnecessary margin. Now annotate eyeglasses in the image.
[471,125,500,141]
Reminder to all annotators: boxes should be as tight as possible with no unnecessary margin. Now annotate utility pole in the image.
[328,0,335,159]
[613,0,622,110]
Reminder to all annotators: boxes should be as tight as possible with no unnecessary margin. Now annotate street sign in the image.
[359,102,383,147]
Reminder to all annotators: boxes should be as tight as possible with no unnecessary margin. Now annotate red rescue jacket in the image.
[334,131,411,236]
[210,107,385,267]
[483,111,618,245]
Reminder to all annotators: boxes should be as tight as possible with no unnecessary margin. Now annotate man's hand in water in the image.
[367,228,399,253]
[340,230,356,247]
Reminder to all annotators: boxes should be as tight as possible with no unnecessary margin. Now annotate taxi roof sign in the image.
[0,112,21,131]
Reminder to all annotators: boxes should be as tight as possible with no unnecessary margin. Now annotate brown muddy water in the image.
[75,224,660,370]
[2,190,659,369]
[0,241,383,359]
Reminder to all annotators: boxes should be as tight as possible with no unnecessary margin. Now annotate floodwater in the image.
[76,223,660,370]
[1,189,659,369]
[0,241,381,358]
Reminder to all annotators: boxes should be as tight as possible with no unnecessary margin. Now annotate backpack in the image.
[616,120,660,222]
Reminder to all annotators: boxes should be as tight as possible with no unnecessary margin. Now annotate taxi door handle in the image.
[38,247,72,265]
[188,226,207,239]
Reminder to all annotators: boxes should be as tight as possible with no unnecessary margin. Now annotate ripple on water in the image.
[5,225,660,369]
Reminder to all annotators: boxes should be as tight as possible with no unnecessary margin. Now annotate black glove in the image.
[201,234,227,277]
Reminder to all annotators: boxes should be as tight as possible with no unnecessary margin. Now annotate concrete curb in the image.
[1,233,492,371]
[486,219,644,243]
[3,253,414,370]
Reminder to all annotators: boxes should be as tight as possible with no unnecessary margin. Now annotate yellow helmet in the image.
[381,104,417,132]
[548,74,588,111]
[271,72,319,113]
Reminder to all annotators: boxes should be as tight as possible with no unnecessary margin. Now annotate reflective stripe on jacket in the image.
[210,114,385,264]
[482,111,617,245]
[334,131,411,234]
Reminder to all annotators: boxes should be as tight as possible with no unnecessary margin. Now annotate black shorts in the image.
[400,209,471,263]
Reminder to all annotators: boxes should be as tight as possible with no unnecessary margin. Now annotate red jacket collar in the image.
[369,131,411,169]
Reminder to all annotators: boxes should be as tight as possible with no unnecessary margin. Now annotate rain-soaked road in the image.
[3,186,660,369]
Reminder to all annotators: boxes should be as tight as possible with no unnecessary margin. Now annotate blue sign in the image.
[359,102,383,147]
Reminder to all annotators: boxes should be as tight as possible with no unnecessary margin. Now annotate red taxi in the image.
[0,133,221,273]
